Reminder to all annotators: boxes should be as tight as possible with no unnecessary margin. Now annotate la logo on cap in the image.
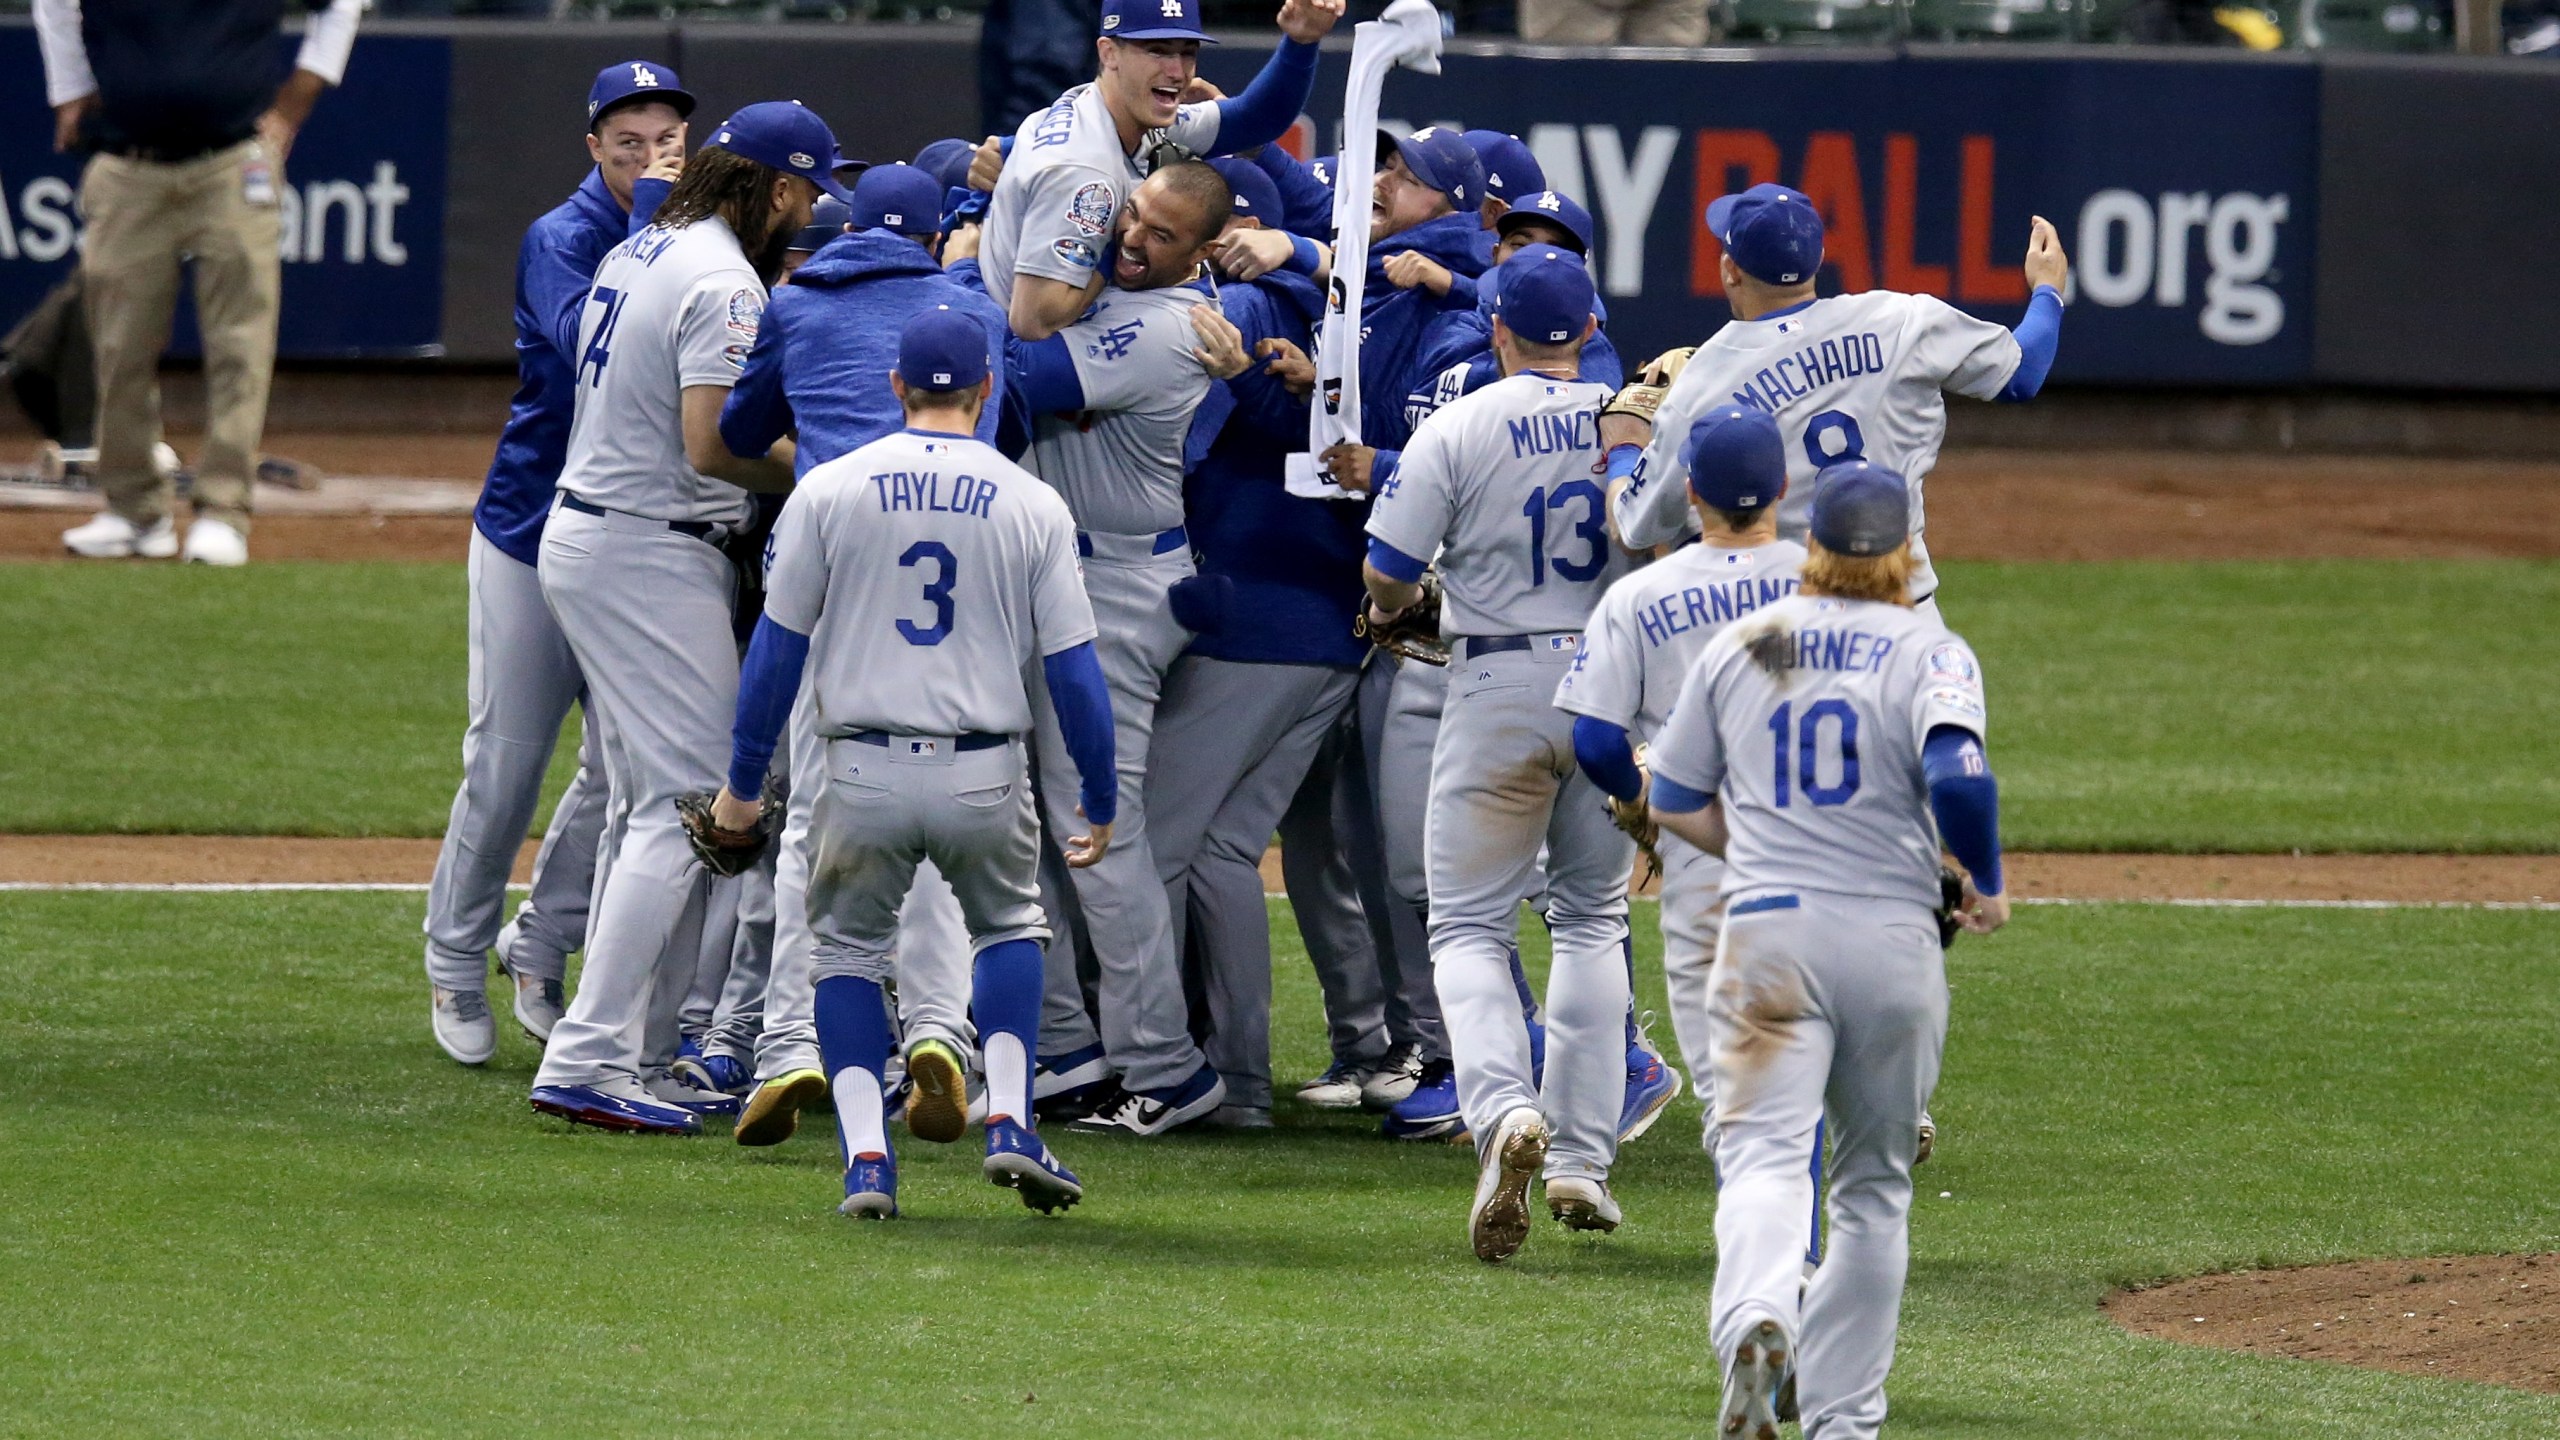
[631,63,658,86]
[1537,193,1561,212]
[1160,0,1184,13]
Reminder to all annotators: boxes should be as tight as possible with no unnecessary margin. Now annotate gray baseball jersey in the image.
[1611,292,2020,601]
[1648,593,1989,909]
[1026,284,1217,537]
[764,429,1099,736]
[979,83,1223,311]
[1553,538,1808,741]
[559,217,763,529]
[1366,372,1626,637]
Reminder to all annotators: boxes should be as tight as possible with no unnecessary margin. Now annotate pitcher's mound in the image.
[2106,1254,2560,1393]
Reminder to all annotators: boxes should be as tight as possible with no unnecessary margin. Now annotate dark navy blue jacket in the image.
[1180,267,1369,671]
[474,170,664,568]
[1355,211,1491,457]
[721,230,1010,472]
[1402,276,1625,434]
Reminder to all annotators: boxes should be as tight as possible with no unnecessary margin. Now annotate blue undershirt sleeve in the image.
[1283,232,1323,276]
[727,616,811,799]
[1922,724,2004,895]
[1997,284,2064,403]
[628,176,672,235]
[1040,642,1118,826]
[1006,333,1087,414]
[1251,144,1337,240]
[1369,448,1400,494]
[1605,443,1642,488]
[1210,40,1320,157]
[1649,774,1714,815]
[1571,716,1644,803]
[1365,537,1427,584]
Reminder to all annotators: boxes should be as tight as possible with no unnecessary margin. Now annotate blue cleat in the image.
[529,1081,701,1136]
[1619,1033,1684,1144]
[838,1151,899,1220]
[1067,1062,1226,1137]
[1382,1058,1466,1142]
[1032,1043,1114,1122]
[984,1118,1082,1213]
[670,1050,753,1097]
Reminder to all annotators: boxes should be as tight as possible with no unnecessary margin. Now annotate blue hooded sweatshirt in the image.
[1356,210,1491,455]
[474,169,668,568]
[1177,265,1370,671]
[720,228,1010,471]
[1401,267,1625,435]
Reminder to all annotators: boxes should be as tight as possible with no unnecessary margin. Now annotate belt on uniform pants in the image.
[1730,894,1800,916]
[102,136,246,165]
[1076,523,1187,559]
[846,730,1011,751]
[1461,632,1581,661]
[558,493,721,544]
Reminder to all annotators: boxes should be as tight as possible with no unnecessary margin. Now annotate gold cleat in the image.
[904,1039,969,1144]
[736,1068,827,1147]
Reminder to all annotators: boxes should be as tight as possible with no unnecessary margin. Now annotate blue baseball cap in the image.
[1493,245,1595,347]
[706,101,856,204]
[1207,157,1282,227]
[1680,406,1787,512]
[1706,182,1824,288]
[1100,0,1218,42]
[1809,461,1911,556]
[1463,130,1544,205]
[899,306,990,393]
[1377,126,1485,211]
[1494,190,1593,255]
[588,60,694,128]
[788,197,851,254]
[912,138,976,192]
[853,163,943,237]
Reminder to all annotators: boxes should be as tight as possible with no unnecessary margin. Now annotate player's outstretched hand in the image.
[1064,812,1114,868]
[1214,226,1295,282]
[1256,337,1315,396]
[1382,250,1452,296]
[641,122,688,185]
[1319,442,1376,494]
[2023,215,2068,293]
[1191,305,1251,379]
[969,135,1007,194]
[1277,0,1348,43]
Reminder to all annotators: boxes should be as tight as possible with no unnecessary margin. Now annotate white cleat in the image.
[508,965,565,1044]
[1468,1105,1548,1263]
[1719,1318,1793,1440]
[181,517,248,567]
[1359,1042,1428,1111]
[1295,1060,1376,1110]
[430,985,497,1065]
[1546,1174,1623,1233]
[62,510,177,559]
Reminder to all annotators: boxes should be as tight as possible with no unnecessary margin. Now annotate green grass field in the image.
[1,558,2551,848]
[3,894,2557,1437]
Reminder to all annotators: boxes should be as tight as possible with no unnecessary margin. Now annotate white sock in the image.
[984,1033,1030,1126]
[831,1066,886,1160]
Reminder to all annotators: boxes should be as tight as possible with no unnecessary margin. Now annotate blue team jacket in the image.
[1404,275,1625,424]
[1179,267,1370,671]
[1355,211,1491,454]
[472,169,662,568]
[720,229,1010,471]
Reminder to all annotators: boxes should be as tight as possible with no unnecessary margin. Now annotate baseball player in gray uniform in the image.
[703,308,1117,1218]
[1646,462,2008,1440]
[527,102,850,1136]
[1362,246,1637,1263]
[1554,404,1803,1134]
[1001,161,1250,1135]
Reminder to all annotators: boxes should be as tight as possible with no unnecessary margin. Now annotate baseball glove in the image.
[1356,571,1449,667]
[1611,792,1661,887]
[1597,344,1697,427]
[677,788,781,878]
[1936,864,1968,948]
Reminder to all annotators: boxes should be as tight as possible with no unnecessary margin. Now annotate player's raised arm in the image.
[1996,217,2070,403]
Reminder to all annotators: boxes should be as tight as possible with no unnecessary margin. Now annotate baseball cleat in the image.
[1469,1106,1548,1263]
[62,511,177,560]
[430,985,497,1066]
[645,1070,742,1117]
[505,964,565,1044]
[1916,1111,1937,1167]
[735,1068,828,1147]
[1032,1043,1113,1121]
[1359,1042,1430,1110]
[1546,1174,1623,1233]
[1382,1058,1466,1142]
[1295,1060,1377,1110]
[838,1152,899,1220]
[1067,1063,1226,1137]
[903,1038,970,1144]
[180,516,247,567]
[529,1081,701,1136]
[984,1117,1083,1213]
[1207,1102,1274,1130]
[1619,1039,1684,1144]
[1719,1318,1793,1440]
[669,1051,751,1098]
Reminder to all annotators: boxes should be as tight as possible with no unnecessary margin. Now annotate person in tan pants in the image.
[1518,0,1711,44]
[37,0,361,565]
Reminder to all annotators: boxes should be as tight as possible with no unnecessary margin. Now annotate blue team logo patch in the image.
[1927,642,1979,688]
[1053,237,1100,271]
[1068,182,1115,237]
[1089,318,1144,361]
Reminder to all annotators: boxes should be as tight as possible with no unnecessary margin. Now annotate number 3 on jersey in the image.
[898,540,957,646]
[578,286,628,388]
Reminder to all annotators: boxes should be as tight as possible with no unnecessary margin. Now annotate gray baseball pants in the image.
[421,530,606,992]
[1708,890,1946,1440]
[1425,639,1633,1183]
[1275,697,1395,1072]
[1360,654,1446,1059]
[1656,831,1724,1141]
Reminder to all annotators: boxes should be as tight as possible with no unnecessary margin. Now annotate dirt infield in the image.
[5,440,2560,563]
[2108,1255,2560,1394]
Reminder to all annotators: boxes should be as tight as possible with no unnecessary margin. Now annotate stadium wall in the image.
[2,22,2556,397]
